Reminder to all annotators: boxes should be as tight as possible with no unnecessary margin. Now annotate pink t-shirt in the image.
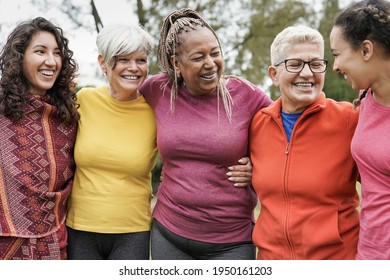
[140,73,272,243]
[352,90,390,259]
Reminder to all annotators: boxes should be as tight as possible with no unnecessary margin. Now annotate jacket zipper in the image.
[273,116,296,259]
[283,140,295,259]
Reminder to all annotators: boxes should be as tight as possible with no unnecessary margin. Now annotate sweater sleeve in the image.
[227,77,273,115]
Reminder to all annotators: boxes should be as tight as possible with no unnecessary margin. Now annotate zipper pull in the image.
[285,143,290,154]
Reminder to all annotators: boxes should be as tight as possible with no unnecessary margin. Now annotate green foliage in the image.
[16,0,358,102]
[134,0,357,102]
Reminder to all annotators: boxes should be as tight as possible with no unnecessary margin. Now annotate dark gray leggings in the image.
[151,219,256,260]
[67,227,150,260]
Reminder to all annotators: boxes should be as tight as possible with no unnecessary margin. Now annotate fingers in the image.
[228,172,252,188]
[232,182,251,188]
[228,157,252,172]
[226,171,252,180]
[237,157,250,165]
[227,157,253,187]
[228,165,251,172]
[227,176,252,187]
[226,171,252,188]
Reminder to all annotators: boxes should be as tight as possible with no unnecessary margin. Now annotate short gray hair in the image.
[270,25,324,65]
[96,23,154,67]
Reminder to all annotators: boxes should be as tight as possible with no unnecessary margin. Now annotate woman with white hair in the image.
[250,25,360,259]
[66,23,158,260]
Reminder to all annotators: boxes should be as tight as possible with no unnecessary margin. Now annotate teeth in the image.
[123,75,139,80]
[40,70,54,76]
[202,73,215,79]
[295,83,312,88]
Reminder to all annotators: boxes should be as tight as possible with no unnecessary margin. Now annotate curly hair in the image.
[334,0,390,107]
[0,17,79,124]
[157,8,235,121]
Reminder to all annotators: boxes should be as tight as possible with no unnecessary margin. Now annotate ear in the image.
[98,55,107,73]
[170,55,180,76]
[361,40,374,61]
[268,66,280,87]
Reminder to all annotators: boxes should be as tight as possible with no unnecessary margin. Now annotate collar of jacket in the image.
[262,92,327,119]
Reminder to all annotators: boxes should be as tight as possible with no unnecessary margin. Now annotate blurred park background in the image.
[0,0,358,194]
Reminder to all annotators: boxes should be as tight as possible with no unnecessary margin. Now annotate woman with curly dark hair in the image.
[0,17,79,259]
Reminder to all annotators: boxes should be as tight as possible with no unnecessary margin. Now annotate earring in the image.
[101,66,107,76]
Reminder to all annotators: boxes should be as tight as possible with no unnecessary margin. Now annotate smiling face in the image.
[330,26,372,91]
[172,26,223,96]
[22,31,62,96]
[100,50,149,100]
[268,43,325,113]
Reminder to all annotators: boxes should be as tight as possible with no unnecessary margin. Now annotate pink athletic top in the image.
[352,90,390,259]
[140,73,272,243]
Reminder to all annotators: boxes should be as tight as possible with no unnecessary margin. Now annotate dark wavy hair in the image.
[0,17,79,124]
[334,0,390,107]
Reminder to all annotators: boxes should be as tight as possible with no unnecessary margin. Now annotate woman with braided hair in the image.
[330,0,390,259]
[139,8,272,260]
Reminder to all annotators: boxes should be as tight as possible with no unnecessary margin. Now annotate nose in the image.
[299,62,313,76]
[126,60,138,70]
[204,55,215,68]
[332,60,339,72]
[44,53,56,66]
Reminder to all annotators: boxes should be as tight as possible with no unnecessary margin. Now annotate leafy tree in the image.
[19,0,358,101]
[136,0,315,98]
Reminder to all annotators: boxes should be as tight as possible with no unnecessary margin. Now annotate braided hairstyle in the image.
[157,8,234,121]
[334,0,390,107]
[0,17,79,124]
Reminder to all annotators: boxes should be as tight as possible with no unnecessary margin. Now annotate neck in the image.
[372,90,390,106]
[109,89,140,101]
[281,103,306,114]
[371,77,390,106]
[369,61,390,106]
[30,91,46,97]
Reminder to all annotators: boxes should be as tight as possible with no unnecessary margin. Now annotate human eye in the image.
[54,50,62,57]
[117,56,128,63]
[310,60,325,69]
[211,51,220,57]
[286,59,303,69]
[34,49,45,54]
[137,57,148,64]
[191,56,203,62]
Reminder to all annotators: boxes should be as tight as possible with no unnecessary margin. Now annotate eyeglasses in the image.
[274,58,328,73]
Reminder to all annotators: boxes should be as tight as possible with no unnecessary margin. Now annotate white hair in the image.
[96,23,154,67]
[270,25,324,65]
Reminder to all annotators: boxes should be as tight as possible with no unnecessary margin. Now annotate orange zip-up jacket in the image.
[250,93,359,259]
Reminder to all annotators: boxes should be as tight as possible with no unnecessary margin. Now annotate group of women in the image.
[0,0,389,260]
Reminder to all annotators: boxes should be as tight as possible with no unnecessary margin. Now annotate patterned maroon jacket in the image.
[0,94,77,238]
